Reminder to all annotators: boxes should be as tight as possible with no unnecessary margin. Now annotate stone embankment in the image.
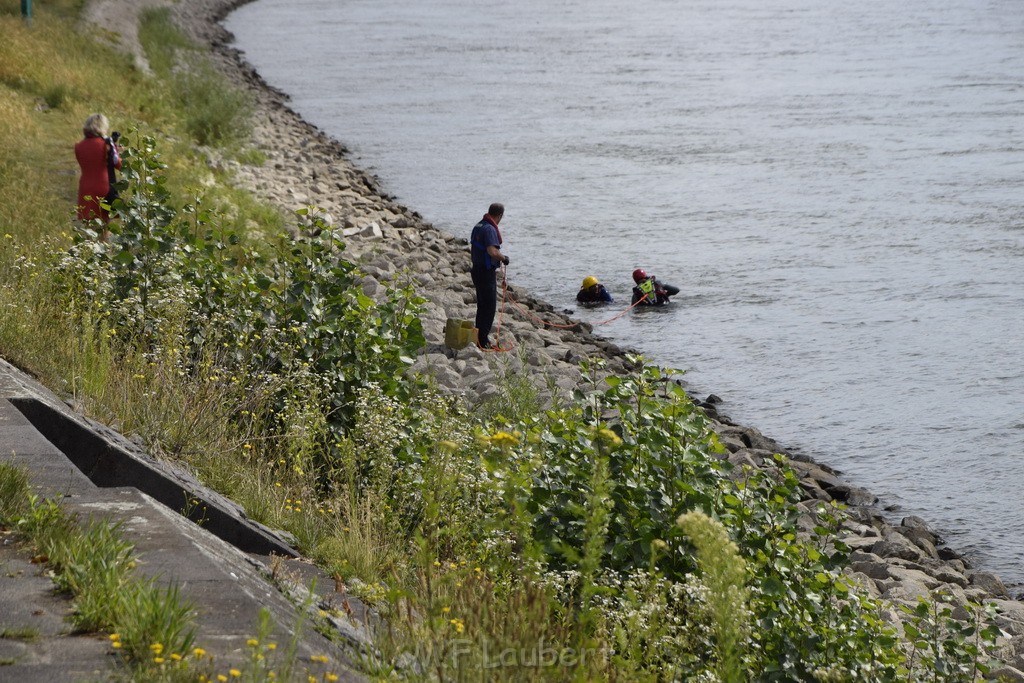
[99,0,1024,675]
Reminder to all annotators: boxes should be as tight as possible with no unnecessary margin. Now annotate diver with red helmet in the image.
[631,268,680,306]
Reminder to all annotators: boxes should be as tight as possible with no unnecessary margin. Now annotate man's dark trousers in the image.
[471,265,497,347]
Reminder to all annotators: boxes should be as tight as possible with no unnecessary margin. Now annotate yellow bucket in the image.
[444,318,476,350]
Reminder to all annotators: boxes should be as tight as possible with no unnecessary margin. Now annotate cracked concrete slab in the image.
[0,359,369,680]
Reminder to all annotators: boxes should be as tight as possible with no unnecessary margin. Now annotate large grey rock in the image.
[969,570,1010,599]
[989,666,1024,683]
[887,565,942,592]
[851,553,891,581]
[990,599,1024,637]
[882,574,932,604]
[872,532,926,563]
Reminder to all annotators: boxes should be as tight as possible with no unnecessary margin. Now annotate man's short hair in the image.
[488,202,505,218]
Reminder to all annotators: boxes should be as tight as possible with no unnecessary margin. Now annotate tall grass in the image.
[140,7,254,146]
[0,464,197,660]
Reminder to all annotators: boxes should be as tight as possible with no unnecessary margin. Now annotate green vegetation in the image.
[140,8,254,147]
[0,1,1011,681]
[0,626,41,642]
[0,462,195,662]
[0,464,347,682]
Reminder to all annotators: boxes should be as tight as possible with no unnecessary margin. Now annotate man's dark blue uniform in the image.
[470,203,508,349]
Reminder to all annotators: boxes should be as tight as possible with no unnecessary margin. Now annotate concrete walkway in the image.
[0,359,370,681]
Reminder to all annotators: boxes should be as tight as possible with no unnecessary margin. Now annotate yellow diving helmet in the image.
[582,276,600,289]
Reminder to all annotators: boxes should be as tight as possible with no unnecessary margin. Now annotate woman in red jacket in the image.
[74,113,120,230]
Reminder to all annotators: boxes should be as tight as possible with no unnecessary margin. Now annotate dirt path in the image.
[79,0,171,73]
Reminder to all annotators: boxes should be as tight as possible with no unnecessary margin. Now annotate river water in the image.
[224,0,1024,586]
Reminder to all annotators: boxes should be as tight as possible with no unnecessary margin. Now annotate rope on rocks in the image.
[482,266,649,354]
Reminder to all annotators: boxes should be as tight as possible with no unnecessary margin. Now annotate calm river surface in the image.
[225,0,1024,585]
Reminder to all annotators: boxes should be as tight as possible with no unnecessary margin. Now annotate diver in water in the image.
[631,268,680,306]
[576,275,613,305]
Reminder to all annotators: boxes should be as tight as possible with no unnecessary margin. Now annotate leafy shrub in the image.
[54,133,425,476]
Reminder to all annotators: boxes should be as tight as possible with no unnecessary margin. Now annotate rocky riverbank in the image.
[88,0,1024,675]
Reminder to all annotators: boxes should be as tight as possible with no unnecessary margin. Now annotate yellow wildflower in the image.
[596,427,623,447]
[488,431,519,447]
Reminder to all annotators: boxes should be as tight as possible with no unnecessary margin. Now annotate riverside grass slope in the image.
[0,1,1021,681]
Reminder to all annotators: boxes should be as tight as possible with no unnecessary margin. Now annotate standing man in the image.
[470,202,509,349]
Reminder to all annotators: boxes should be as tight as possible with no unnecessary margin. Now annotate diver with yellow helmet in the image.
[577,275,614,305]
